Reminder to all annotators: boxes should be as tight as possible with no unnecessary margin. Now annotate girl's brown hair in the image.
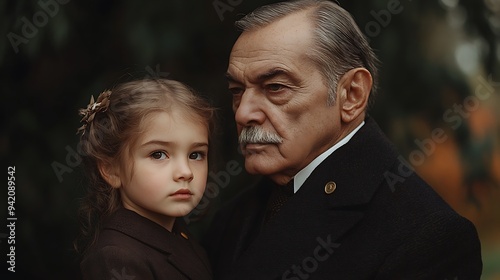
[74,78,215,255]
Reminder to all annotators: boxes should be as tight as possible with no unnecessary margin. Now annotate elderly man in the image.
[204,0,482,279]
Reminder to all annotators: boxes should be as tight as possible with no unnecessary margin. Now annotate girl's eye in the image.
[151,151,168,160]
[189,152,205,160]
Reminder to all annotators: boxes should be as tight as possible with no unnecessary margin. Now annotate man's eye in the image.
[151,151,168,160]
[266,84,285,92]
[229,87,243,95]
[189,152,205,160]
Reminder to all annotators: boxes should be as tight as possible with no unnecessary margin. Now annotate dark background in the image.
[1,0,499,279]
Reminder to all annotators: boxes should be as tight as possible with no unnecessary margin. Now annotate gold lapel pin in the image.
[324,181,337,194]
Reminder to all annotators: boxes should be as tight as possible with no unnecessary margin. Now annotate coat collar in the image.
[103,208,211,279]
[306,115,399,207]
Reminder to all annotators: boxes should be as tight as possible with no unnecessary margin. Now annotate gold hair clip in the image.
[76,90,112,135]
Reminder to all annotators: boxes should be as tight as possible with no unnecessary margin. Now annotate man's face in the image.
[227,11,346,185]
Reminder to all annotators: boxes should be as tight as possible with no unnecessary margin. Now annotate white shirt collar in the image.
[292,121,365,193]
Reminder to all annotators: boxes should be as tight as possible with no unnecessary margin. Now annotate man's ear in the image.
[98,161,122,188]
[337,68,372,123]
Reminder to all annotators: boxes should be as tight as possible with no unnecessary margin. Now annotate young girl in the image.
[75,78,214,279]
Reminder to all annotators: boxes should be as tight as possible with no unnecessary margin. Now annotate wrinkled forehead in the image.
[231,10,314,58]
[228,11,316,80]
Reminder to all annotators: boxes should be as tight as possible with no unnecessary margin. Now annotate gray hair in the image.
[239,126,283,145]
[235,0,379,106]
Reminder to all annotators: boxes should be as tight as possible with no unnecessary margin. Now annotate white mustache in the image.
[239,126,283,145]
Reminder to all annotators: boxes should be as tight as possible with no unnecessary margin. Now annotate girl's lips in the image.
[171,189,192,195]
[170,189,193,199]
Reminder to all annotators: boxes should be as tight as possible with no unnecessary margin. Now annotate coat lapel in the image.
[226,117,399,279]
[104,208,211,280]
[169,219,213,279]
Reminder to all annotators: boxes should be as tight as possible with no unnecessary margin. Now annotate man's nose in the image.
[234,90,266,127]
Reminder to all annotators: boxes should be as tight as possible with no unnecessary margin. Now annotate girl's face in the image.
[116,110,208,231]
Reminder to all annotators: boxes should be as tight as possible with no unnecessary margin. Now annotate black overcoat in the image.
[81,208,212,280]
[204,117,482,280]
